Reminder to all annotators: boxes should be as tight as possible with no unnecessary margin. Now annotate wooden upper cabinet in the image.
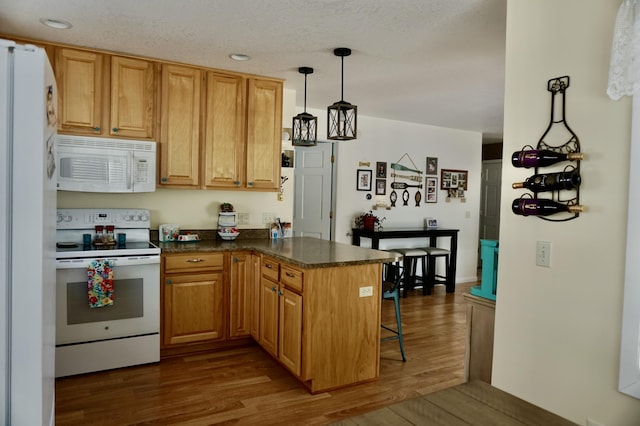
[159,64,202,187]
[55,48,156,139]
[110,56,156,139]
[55,48,103,135]
[203,72,246,189]
[246,78,283,191]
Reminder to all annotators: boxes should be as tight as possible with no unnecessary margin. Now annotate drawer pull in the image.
[186,258,204,263]
[285,272,295,278]
[271,286,277,292]
[265,264,273,269]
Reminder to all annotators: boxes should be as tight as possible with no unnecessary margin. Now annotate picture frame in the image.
[425,177,438,203]
[426,218,438,229]
[426,157,438,175]
[357,169,372,191]
[440,169,468,190]
[376,161,387,178]
[375,179,386,195]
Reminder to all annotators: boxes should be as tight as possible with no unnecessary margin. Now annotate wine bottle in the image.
[512,170,581,192]
[512,199,584,216]
[511,149,584,168]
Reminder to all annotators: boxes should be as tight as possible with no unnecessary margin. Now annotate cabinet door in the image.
[55,48,104,135]
[246,78,282,190]
[203,72,246,189]
[230,252,251,338]
[163,272,224,345]
[259,277,279,357]
[159,64,201,187]
[279,287,302,377]
[110,56,156,139]
[250,254,261,340]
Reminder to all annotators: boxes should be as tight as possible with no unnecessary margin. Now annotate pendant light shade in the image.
[292,67,317,146]
[327,47,357,140]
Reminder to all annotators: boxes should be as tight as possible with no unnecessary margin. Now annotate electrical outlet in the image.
[238,212,249,225]
[359,286,373,297]
[262,213,276,224]
[536,241,551,267]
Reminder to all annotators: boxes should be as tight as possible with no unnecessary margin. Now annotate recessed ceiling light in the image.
[229,53,251,61]
[40,18,72,29]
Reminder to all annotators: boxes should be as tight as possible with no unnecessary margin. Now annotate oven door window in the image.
[56,261,159,345]
[66,278,143,324]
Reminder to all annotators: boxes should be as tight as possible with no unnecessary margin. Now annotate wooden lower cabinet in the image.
[162,253,226,346]
[161,251,382,393]
[256,256,380,393]
[258,258,303,377]
[463,293,496,383]
[229,252,251,338]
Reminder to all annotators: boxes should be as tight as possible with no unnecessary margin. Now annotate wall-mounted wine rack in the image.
[511,76,584,222]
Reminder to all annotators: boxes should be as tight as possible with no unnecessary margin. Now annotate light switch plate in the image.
[536,241,551,267]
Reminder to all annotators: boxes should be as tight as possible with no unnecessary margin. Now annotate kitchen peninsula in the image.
[159,236,398,393]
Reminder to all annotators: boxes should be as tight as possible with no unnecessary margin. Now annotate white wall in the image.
[304,106,482,283]
[57,89,298,230]
[493,1,640,425]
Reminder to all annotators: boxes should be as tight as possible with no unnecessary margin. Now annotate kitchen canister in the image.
[159,224,180,242]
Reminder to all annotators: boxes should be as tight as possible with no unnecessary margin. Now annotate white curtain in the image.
[608,0,640,100]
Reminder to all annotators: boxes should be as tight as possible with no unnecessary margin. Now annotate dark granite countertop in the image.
[157,236,399,269]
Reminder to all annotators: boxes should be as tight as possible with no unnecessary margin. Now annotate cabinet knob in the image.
[248,182,254,187]
[166,279,172,285]
[278,290,283,296]
[93,127,100,132]
[233,257,238,263]
[112,127,119,132]
[234,181,240,186]
[186,258,204,263]
[286,272,295,278]
[161,177,167,182]
[265,264,273,269]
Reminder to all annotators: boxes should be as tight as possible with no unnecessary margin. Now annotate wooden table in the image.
[352,227,459,293]
[331,380,577,425]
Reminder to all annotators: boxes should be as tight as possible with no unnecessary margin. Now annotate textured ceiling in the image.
[0,0,506,139]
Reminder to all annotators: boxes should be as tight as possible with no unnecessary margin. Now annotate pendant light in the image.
[292,67,317,146]
[327,47,357,140]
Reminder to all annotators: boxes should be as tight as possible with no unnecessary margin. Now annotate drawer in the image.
[164,252,225,273]
[262,258,280,281]
[281,265,303,293]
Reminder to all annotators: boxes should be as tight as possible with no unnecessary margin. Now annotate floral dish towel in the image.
[87,259,114,308]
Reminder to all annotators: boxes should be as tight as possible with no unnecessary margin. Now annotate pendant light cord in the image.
[304,73,308,112]
[341,56,344,101]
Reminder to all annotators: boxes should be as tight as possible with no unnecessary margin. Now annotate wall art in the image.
[440,169,468,190]
[425,177,438,203]
[375,179,386,195]
[357,169,372,191]
[426,157,438,175]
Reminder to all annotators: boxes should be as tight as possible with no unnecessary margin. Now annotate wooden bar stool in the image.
[423,247,450,295]
[381,261,406,362]
[392,248,428,298]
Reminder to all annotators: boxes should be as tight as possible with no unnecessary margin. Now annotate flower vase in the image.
[363,216,376,231]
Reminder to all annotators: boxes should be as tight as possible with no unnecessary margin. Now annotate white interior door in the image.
[293,142,333,239]
[479,160,502,241]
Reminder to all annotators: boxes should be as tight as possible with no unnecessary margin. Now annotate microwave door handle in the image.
[127,151,133,191]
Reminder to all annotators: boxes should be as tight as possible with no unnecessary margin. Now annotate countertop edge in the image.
[157,237,399,269]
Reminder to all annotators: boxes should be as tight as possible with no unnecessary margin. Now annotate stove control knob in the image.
[139,214,149,222]
[132,216,139,221]
[64,215,72,222]
[124,215,133,221]
[56,214,63,223]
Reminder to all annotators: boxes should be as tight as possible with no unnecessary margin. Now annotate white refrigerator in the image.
[0,39,57,426]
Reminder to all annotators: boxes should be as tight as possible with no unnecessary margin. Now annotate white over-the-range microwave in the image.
[55,134,156,193]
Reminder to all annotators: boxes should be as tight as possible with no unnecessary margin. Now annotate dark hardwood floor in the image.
[55,282,475,425]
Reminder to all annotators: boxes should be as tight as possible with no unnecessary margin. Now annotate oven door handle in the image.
[56,255,160,269]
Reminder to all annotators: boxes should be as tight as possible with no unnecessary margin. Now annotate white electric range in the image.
[54,208,160,377]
